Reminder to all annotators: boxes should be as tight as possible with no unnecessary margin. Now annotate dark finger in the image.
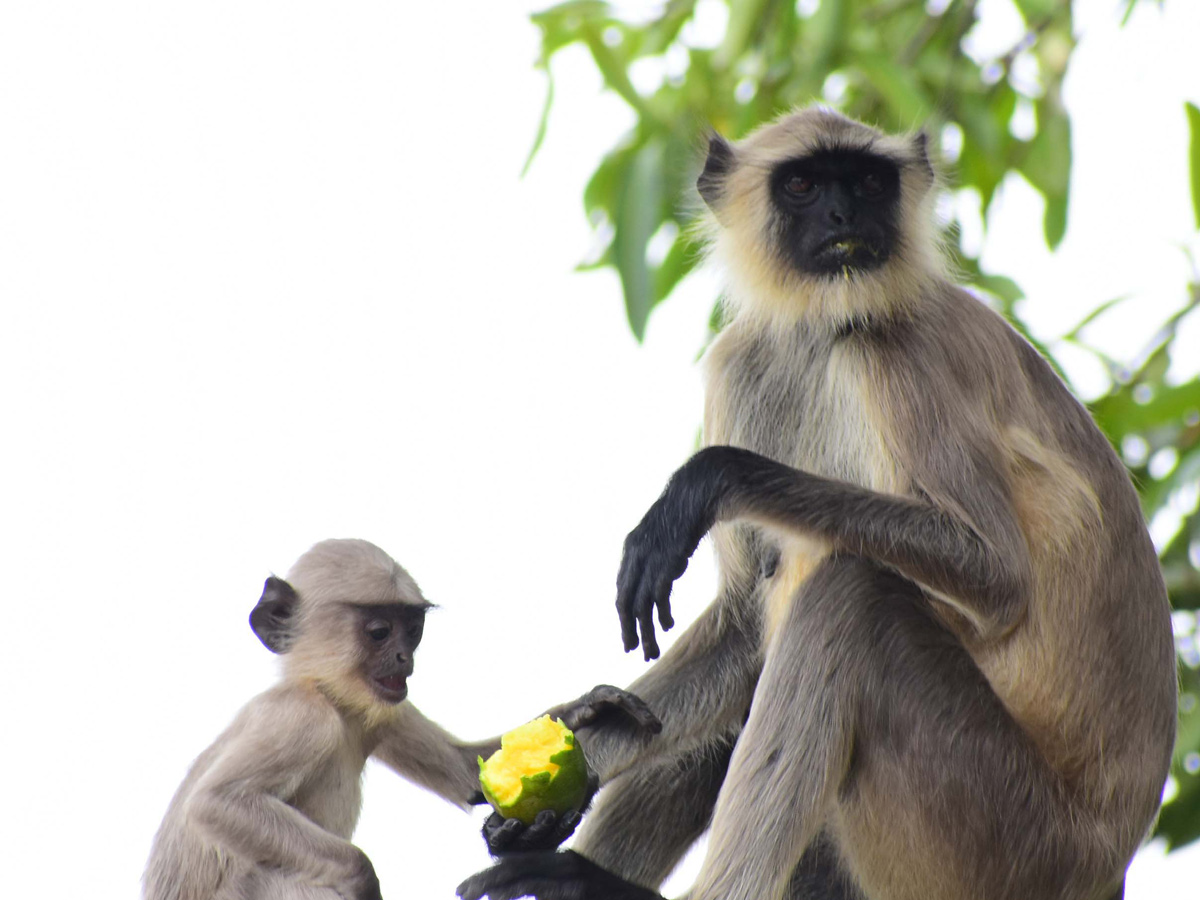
[555,810,582,841]
[519,810,559,848]
[459,878,559,900]
[616,553,644,653]
[458,858,530,900]
[484,816,524,854]
[620,695,662,733]
[635,577,660,661]
[654,579,674,631]
[591,686,661,733]
[457,858,564,900]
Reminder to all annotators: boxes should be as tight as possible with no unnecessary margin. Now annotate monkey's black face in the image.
[356,603,427,704]
[769,148,901,277]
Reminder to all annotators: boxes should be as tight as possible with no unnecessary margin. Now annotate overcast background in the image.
[2,1,1198,897]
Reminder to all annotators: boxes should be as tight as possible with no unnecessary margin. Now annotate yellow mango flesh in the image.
[478,715,588,824]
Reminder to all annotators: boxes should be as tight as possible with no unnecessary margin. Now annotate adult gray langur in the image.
[143,538,657,900]
[457,107,1178,900]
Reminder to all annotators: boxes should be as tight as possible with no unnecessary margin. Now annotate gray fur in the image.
[142,539,493,900]
[572,109,1176,900]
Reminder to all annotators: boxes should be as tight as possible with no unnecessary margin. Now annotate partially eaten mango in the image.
[478,715,589,825]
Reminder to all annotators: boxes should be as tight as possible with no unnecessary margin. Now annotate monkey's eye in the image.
[785,175,815,195]
[365,621,392,642]
[859,173,883,197]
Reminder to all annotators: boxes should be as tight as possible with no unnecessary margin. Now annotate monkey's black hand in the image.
[482,773,598,856]
[547,684,662,735]
[483,808,583,856]
[617,449,730,660]
[457,850,663,900]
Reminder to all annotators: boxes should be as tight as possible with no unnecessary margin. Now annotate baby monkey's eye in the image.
[366,621,392,642]
[860,173,883,196]
[786,175,815,195]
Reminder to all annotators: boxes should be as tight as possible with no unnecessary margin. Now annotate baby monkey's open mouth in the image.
[373,673,408,701]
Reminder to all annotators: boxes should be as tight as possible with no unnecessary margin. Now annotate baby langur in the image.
[458,108,1177,900]
[144,538,657,900]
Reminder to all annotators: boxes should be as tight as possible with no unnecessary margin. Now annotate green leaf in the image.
[1062,295,1130,341]
[1019,105,1071,247]
[854,56,932,127]
[1012,0,1057,21]
[581,24,665,127]
[1159,753,1200,849]
[1187,101,1200,230]
[1020,105,1071,196]
[802,0,846,74]
[654,231,701,304]
[530,1,608,58]
[521,68,555,178]
[973,273,1025,307]
[1043,192,1068,249]
[715,0,771,69]
[583,144,633,217]
[613,139,666,341]
[1091,377,1200,436]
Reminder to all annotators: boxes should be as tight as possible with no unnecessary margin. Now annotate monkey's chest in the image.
[708,339,902,643]
[291,749,366,839]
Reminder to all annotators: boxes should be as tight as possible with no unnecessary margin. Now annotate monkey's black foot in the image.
[551,685,662,735]
[457,850,663,900]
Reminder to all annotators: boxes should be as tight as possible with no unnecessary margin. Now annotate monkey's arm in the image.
[372,686,661,809]
[186,694,379,898]
[620,445,1032,659]
[372,703,488,809]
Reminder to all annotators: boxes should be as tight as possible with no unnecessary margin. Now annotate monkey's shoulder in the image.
[205,684,356,778]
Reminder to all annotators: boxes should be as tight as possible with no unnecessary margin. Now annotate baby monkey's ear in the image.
[250,576,299,654]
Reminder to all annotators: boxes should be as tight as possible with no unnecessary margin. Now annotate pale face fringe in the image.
[695,105,946,334]
[708,192,943,335]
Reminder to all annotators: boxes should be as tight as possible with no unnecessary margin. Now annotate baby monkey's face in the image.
[355,602,427,704]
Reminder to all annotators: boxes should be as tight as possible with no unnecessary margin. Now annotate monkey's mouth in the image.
[373,673,408,703]
[814,234,883,271]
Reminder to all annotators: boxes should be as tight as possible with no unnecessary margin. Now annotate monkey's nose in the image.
[829,207,847,225]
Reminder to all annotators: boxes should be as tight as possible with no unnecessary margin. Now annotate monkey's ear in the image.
[697,132,735,210]
[912,131,935,181]
[250,576,298,654]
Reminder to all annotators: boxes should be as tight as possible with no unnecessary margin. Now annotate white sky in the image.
[1,1,1197,898]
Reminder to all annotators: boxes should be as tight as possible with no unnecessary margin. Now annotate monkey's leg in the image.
[694,556,1098,900]
[574,733,736,889]
[577,597,761,783]
[689,558,867,900]
[576,736,861,899]
[828,561,1113,900]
